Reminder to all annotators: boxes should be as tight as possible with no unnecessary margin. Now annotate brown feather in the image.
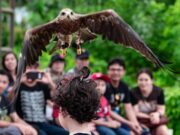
[79,9,165,68]
[24,20,59,65]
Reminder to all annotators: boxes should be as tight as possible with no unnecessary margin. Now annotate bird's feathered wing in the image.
[23,20,61,66]
[13,20,61,105]
[79,9,165,68]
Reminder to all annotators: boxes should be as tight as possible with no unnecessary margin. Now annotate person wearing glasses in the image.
[105,58,142,135]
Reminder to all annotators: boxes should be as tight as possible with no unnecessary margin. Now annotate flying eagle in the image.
[21,8,166,67]
[14,8,168,99]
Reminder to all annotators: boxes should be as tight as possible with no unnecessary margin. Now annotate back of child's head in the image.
[54,67,100,124]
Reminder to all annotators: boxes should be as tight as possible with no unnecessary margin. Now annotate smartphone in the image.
[26,72,44,80]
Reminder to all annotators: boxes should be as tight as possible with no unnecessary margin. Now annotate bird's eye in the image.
[61,12,65,16]
[71,12,73,15]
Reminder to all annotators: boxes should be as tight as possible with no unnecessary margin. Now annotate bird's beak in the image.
[67,15,70,19]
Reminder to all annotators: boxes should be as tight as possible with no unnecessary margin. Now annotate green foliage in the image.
[165,86,180,135]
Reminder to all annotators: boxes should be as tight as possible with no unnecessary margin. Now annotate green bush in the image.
[165,86,180,135]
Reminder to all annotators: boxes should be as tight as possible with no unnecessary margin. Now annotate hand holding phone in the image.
[26,72,44,80]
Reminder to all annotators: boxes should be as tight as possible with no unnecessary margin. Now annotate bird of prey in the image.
[13,8,168,102]
[21,8,165,67]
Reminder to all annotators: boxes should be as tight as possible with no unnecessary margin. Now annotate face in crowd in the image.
[2,52,17,72]
[137,70,153,92]
[95,79,106,95]
[0,72,10,95]
[108,63,125,82]
[76,58,89,71]
[23,65,39,85]
[51,61,65,73]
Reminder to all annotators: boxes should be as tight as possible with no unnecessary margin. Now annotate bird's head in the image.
[58,8,75,20]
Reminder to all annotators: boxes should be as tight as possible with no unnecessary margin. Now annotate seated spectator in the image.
[105,58,142,135]
[46,54,65,121]
[53,67,100,135]
[2,51,18,83]
[1,51,17,100]
[15,63,68,135]
[91,73,140,135]
[68,49,90,75]
[47,54,65,85]
[0,69,37,135]
[46,54,66,122]
[0,70,14,101]
[131,68,169,135]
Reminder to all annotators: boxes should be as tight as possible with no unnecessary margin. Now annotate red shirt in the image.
[97,96,111,118]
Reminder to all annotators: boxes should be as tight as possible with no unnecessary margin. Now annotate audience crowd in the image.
[0,50,169,135]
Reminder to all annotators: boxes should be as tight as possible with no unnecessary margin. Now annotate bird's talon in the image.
[77,48,82,55]
[61,49,66,56]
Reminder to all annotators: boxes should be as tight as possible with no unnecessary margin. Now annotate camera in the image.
[26,72,44,80]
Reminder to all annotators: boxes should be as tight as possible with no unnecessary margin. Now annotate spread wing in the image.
[13,19,61,106]
[23,20,61,66]
[79,9,165,68]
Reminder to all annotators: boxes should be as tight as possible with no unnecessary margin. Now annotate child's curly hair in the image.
[54,67,100,123]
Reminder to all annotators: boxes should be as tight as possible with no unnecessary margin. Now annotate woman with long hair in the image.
[2,51,18,84]
[131,68,168,135]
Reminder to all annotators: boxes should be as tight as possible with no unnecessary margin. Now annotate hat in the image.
[91,73,110,82]
[49,54,65,67]
[76,49,89,59]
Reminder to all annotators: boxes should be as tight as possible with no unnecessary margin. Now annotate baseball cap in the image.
[76,49,89,59]
[49,54,65,67]
[91,73,110,82]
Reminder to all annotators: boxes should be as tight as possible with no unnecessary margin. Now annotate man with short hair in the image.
[68,49,90,75]
[48,54,65,84]
[105,58,142,135]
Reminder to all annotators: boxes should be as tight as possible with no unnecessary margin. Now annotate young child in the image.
[0,69,37,135]
[91,73,139,135]
[54,67,100,135]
